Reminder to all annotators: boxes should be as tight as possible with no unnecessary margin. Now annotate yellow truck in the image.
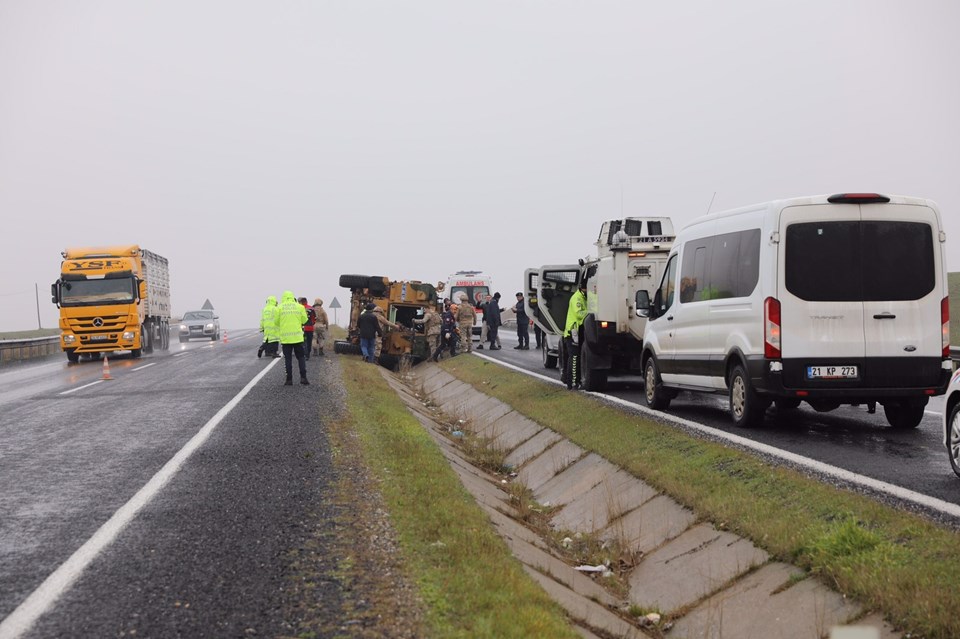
[51,245,172,362]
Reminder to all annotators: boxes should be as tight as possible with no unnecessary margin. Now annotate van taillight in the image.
[765,297,781,359]
[943,297,951,358]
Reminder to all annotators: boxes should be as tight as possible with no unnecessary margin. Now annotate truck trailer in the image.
[51,245,172,362]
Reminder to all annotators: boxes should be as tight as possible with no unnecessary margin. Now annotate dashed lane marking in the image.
[58,381,105,396]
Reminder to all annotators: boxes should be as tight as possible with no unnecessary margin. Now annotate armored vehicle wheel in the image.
[366,276,388,294]
[581,345,607,392]
[334,339,362,355]
[542,341,558,369]
[339,274,371,289]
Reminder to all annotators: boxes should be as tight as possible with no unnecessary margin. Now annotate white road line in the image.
[476,353,960,520]
[172,352,190,358]
[0,357,281,639]
[58,381,105,396]
[131,363,156,372]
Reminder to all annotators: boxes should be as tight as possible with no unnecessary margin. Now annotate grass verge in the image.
[338,357,581,639]
[438,356,960,639]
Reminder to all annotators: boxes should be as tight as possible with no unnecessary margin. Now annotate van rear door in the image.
[779,204,866,366]
[778,201,942,388]
[536,265,582,335]
[858,202,941,361]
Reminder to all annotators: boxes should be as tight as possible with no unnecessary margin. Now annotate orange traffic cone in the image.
[102,355,113,380]
[222,330,228,344]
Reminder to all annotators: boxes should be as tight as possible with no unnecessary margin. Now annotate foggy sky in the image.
[2,1,958,332]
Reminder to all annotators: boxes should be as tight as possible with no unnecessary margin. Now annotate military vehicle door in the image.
[536,264,582,335]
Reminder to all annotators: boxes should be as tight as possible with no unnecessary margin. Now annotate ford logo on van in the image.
[904,345,917,352]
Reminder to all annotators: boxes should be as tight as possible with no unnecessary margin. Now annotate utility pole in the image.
[35,283,41,329]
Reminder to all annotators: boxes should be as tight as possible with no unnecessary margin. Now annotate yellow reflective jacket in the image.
[274,290,308,344]
[260,296,280,342]
[563,290,587,337]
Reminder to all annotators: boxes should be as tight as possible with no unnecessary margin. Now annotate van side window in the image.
[657,255,678,313]
[785,221,934,302]
[678,229,760,303]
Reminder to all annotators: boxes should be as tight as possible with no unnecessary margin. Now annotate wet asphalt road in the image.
[483,330,960,510]
[0,332,348,638]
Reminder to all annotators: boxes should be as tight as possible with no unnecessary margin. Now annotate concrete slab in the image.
[536,454,618,509]
[601,494,697,555]
[471,400,514,434]
[517,440,586,494]
[489,411,543,452]
[521,566,649,639]
[672,562,863,639]
[504,429,564,470]
[479,503,619,608]
[417,366,457,395]
[431,379,475,408]
[551,470,658,533]
[628,523,769,613]
[439,389,494,423]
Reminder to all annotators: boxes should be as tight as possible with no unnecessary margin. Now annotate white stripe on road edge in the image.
[58,381,105,396]
[131,363,156,371]
[474,353,960,520]
[0,357,281,639]
[172,352,190,357]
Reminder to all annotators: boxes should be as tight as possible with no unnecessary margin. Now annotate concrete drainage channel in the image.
[381,363,898,639]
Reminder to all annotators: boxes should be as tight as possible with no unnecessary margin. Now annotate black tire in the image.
[211,333,218,341]
[334,340,362,355]
[581,345,607,392]
[644,357,671,410]
[775,398,802,411]
[367,276,388,294]
[179,336,187,343]
[66,349,79,363]
[542,341,558,369]
[131,348,142,358]
[161,322,170,350]
[339,274,371,289]
[884,401,925,429]
[142,324,154,354]
[729,364,768,428]
[947,402,960,478]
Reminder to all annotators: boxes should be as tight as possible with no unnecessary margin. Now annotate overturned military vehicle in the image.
[334,274,443,368]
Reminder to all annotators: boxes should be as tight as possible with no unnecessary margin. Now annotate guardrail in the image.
[0,336,60,364]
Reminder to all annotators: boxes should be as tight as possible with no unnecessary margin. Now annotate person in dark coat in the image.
[514,292,529,349]
[357,303,382,363]
[485,292,502,350]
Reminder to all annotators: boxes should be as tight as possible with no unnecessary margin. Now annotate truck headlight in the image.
[63,334,76,344]
[122,331,135,341]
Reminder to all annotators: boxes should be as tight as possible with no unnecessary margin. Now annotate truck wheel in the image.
[66,349,79,363]
[644,357,671,410]
[581,346,607,392]
[339,274,371,289]
[884,401,925,429]
[131,348,142,358]
[142,324,154,354]
[542,341,558,369]
[729,364,768,428]
[947,402,960,478]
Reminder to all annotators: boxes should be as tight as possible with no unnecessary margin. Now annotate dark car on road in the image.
[178,310,220,342]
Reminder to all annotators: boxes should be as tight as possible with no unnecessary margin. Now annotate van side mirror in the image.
[648,289,662,320]
[635,290,651,318]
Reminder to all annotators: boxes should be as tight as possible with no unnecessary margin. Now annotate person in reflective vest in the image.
[274,290,309,385]
[258,295,281,358]
[562,283,588,390]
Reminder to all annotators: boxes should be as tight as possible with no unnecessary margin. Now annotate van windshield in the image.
[785,221,935,302]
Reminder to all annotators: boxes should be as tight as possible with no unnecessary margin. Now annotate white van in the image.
[641,193,951,429]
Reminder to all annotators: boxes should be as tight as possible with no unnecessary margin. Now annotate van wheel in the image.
[884,401,925,429]
[729,364,768,427]
[775,398,802,411]
[542,341,558,369]
[947,403,960,478]
[644,358,671,410]
[581,346,607,392]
